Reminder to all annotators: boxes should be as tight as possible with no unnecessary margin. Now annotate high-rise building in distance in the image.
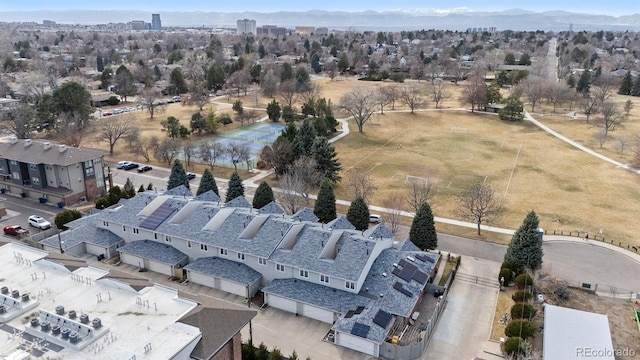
[236,19,256,35]
[151,14,162,31]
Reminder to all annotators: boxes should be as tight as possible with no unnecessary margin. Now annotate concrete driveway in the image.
[425,257,503,360]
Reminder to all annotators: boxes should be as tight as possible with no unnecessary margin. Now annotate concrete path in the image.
[425,257,503,360]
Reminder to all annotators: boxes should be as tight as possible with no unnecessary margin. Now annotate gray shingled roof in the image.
[328,215,355,230]
[164,185,192,197]
[117,240,188,266]
[292,207,318,222]
[365,223,394,240]
[0,139,104,166]
[262,279,371,314]
[332,302,392,344]
[195,190,221,202]
[40,224,123,250]
[270,227,376,281]
[185,257,262,286]
[359,249,439,318]
[259,201,284,215]
[225,195,251,208]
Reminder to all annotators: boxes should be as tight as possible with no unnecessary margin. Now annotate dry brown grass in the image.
[491,288,517,341]
[333,109,640,247]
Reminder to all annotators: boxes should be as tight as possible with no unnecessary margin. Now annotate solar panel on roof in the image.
[393,282,403,291]
[344,310,354,318]
[413,270,428,284]
[398,259,408,267]
[140,202,175,230]
[415,253,428,262]
[350,322,370,338]
[354,306,365,314]
[392,267,402,277]
[373,310,393,328]
[393,281,413,297]
[398,263,417,282]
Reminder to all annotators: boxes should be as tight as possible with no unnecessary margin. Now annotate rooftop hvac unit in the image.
[43,141,52,150]
[23,139,32,147]
[1,286,8,294]
[58,144,67,153]
[80,313,89,324]
[69,332,79,344]
[55,305,65,315]
[40,321,50,332]
[9,136,18,144]
[30,318,39,327]
[21,293,29,302]
[92,318,102,329]
[61,328,70,339]
[68,310,77,319]
[0,305,6,314]
[11,290,19,298]
[51,325,61,336]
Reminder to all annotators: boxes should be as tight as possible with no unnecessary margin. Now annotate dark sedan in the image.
[137,165,153,173]
[123,163,139,170]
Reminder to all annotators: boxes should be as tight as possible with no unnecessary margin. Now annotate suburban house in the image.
[0,242,255,360]
[41,188,440,358]
[0,137,106,205]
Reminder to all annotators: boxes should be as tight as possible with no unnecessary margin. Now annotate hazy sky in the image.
[1,0,637,16]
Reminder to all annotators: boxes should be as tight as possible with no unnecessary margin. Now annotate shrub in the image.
[505,320,536,339]
[499,268,513,285]
[219,114,232,125]
[515,274,534,289]
[504,336,527,355]
[54,209,82,230]
[512,290,533,303]
[501,260,518,273]
[106,96,120,105]
[510,303,537,320]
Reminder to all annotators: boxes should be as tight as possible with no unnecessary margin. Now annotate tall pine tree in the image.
[312,137,342,183]
[314,179,337,223]
[167,159,189,190]
[253,181,274,209]
[347,197,370,231]
[225,171,244,202]
[197,169,219,196]
[505,211,543,271]
[618,71,633,95]
[294,118,317,157]
[409,203,437,250]
[576,70,591,94]
[632,76,640,97]
[123,178,136,198]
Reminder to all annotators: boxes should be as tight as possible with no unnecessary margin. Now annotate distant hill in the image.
[1,9,639,31]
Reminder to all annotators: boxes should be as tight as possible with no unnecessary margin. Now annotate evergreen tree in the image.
[566,74,576,89]
[576,70,591,94]
[225,171,244,202]
[294,119,317,156]
[632,76,640,97]
[197,169,219,196]
[314,178,337,223]
[138,184,145,193]
[409,203,438,250]
[96,55,104,72]
[167,159,189,190]
[618,71,633,95]
[123,178,136,198]
[505,211,543,271]
[253,181,274,209]
[147,183,154,190]
[312,137,342,183]
[266,99,281,122]
[347,197,370,231]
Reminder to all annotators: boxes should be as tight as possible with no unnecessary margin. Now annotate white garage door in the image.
[220,279,246,297]
[120,253,144,268]
[299,303,334,323]
[267,294,297,313]
[188,271,216,288]
[147,260,171,276]
[336,332,377,356]
[86,244,105,257]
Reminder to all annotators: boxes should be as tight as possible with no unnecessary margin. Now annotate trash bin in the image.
[0,188,5,194]
[39,197,47,204]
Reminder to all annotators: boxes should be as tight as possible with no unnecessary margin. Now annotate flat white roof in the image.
[543,304,615,360]
[0,242,200,360]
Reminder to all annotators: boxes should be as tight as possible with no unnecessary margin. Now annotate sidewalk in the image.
[544,234,640,265]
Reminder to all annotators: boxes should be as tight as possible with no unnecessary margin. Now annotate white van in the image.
[369,214,381,224]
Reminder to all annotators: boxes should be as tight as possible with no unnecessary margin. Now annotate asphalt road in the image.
[0,195,60,239]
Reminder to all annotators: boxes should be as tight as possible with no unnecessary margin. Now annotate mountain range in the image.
[1,9,639,31]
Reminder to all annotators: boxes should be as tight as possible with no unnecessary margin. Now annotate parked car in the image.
[123,163,139,170]
[3,225,29,236]
[28,215,51,230]
[187,172,196,180]
[137,165,152,173]
[116,161,132,169]
[369,214,382,224]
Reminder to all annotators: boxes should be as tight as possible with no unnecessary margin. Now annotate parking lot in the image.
[0,195,61,242]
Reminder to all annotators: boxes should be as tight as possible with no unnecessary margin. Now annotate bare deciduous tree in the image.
[580,95,600,123]
[402,86,425,114]
[405,177,437,214]
[154,137,180,164]
[57,112,91,147]
[140,89,163,119]
[226,143,250,170]
[261,70,280,98]
[286,157,320,204]
[382,191,404,235]
[1,102,34,139]
[338,89,377,133]
[376,87,392,114]
[95,114,138,154]
[199,142,226,169]
[279,79,298,107]
[596,102,624,138]
[279,171,306,215]
[182,142,196,168]
[185,81,210,111]
[457,183,505,236]
[132,136,158,163]
[430,79,450,109]
[518,76,547,112]
[345,168,378,202]
[460,75,487,112]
